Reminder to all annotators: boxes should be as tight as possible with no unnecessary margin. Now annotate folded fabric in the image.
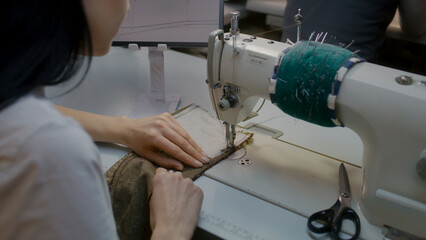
[105,104,253,240]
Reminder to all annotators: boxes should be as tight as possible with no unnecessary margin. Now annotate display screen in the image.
[113,0,224,47]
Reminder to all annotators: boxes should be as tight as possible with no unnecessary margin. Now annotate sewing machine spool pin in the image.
[230,11,240,54]
[230,11,240,35]
[294,9,303,42]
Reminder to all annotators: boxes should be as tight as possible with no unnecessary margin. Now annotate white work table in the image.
[46,47,382,239]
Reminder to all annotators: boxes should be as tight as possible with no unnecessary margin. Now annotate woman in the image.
[0,0,203,239]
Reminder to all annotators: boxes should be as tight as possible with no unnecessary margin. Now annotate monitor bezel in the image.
[112,0,224,48]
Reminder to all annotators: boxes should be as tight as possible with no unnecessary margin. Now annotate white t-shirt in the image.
[0,94,119,240]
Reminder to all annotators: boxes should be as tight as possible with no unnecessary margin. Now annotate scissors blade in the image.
[339,163,351,197]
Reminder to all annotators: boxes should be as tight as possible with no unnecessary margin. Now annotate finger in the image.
[156,168,167,174]
[155,136,204,168]
[153,168,168,187]
[146,151,185,171]
[162,127,210,164]
[171,170,183,178]
[164,114,205,155]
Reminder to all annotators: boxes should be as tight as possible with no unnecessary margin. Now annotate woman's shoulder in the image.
[0,97,117,240]
[0,94,98,163]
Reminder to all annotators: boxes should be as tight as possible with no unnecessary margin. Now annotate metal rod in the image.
[294,9,303,42]
[225,122,236,149]
[230,11,240,54]
[230,11,240,36]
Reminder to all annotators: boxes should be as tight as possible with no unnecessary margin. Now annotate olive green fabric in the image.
[106,131,253,240]
[106,154,155,240]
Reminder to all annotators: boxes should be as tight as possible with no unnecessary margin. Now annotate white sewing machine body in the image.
[207,29,426,237]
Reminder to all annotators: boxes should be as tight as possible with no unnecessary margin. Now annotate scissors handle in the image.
[307,208,334,233]
[308,207,361,240]
[330,207,361,240]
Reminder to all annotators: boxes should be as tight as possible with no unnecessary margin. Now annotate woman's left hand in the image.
[150,168,203,240]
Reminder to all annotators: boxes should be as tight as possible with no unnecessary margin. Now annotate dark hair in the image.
[0,0,92,109]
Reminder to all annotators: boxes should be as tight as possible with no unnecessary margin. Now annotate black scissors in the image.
[307,163,361,240]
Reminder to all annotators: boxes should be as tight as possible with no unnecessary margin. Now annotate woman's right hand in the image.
[150,168,204,240]
[56,105,209,171]
[120,113,210,170]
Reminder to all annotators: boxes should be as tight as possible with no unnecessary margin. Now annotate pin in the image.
[345,40,354,49]
[321,32,328,44]
[308,32,315,44]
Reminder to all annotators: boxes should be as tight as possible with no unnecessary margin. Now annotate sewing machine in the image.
[207,14,426,238]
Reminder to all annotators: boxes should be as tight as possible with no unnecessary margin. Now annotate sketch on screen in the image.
[113,0,222,46]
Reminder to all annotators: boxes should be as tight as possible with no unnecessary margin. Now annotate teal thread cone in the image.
[275,41,358,127]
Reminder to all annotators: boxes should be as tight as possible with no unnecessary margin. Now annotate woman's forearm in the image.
[56,105,129,144]
[56,105,208,170]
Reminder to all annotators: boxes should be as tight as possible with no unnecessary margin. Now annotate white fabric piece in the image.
[174,105,248,158]
[0,94,118,240]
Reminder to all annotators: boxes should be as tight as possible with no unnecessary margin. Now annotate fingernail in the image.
[202,156,210,163]
[202,151,209,157]
[194,160,203,167]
